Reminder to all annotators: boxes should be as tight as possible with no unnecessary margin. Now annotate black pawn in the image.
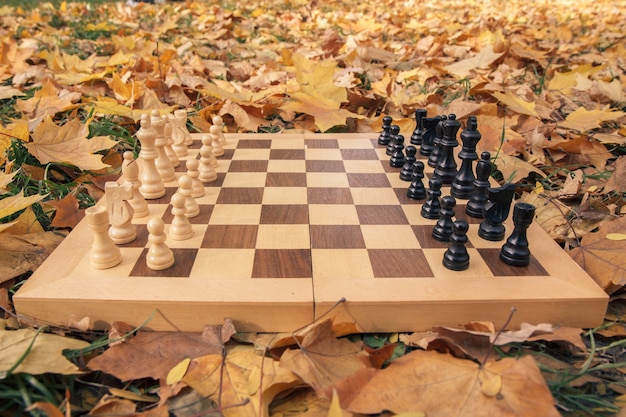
[378,116,392,145]
[434,115,460,185]
[399,146,417,181]
[466,151,492,218]
[443,220,470,271]
[390,134,405,168]
[500,202,536,267]
[451,116,481,199]
[432,195,456,242]
[420,116,441,157]
[386,125,400,155]
[407,161,426,200]
[421,177,442,219]
[478,183,516,241]
[410,109,427,146]
[428,115,447,168]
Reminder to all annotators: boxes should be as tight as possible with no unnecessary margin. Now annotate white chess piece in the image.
[86,205,122,270]
[212,115,226,145]
[186,159,206,196]
[198,146,218,183]
[106,181,137,244]
[122,151,149,218]
[178,175,199,218]
[169,193,194,241]
[210,128,224,157]
[151,109,176,183]
[137,114,165,199]
[175,109,193,146]
[170,113,188,157]
[146,217,174,270]
[163,115,180,168]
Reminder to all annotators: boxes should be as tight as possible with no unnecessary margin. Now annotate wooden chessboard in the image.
[13,133,608,332]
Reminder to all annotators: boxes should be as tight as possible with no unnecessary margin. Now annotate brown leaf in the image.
[279,318,371,398]
[604,156,626,195]
[0,232,64,284]
[570,216,626,294]
[333,350,560,416]
[88,321,236,381]
[46,194,84,229]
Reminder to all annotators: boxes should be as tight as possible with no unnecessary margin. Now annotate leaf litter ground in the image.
[0,0,625,415]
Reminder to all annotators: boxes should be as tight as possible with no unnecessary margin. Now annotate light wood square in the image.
[309,204,360,225]
[305,148,342,160]
[267,159,306,173]
[215,159,231,173]
[402,205,435,226]
[271,137,305,148]
[312,249,374,279]
[132,204,168,224]
[82,247,143,277]
[361,225,421,249]
[195,188,220,205]
[222,172,267,187]
[423,248,495,278]
[262,187,308,204]
[336,138,375,149]
[466,224,503,249]
[190,248,254,279]
[231,148,271,160]
[209,204,262,225]
[351,187,398,205]
[387,173,410,188]
[343,160,385,173]
[256,225,310,249]
[306,172,349,187]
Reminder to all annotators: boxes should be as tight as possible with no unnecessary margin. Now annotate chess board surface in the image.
[13,133,608,332]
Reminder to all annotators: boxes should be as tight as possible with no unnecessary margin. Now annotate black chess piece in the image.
[451,116,481,199]
[420,116,441,157]
[378,116,392,145]
[434,116,460,185]
[500,202,536,267]
[386,125,400,155]
[428,115,447,168]
[390,134,406,168]
[466,151,492,218]
[410,109,427,146]
[407,161,426,200]
[421,177,442,219]
[443,220,470,271]
[399,146,417,181]
[478,183,516,241]
[432,195,456,242]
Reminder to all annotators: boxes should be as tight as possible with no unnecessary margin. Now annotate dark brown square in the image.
[251,249,312,278]
[130,248,197,277]
[205,173,227,188]
[201,225,258,248]
[369,249,434,278]
[394,188,422,204]
[260,205,309,224]
[340,149,379,160]
[412,225,475,249]
[453,205,484,225]
[310,225,365,248]
[228,160,269,172]
[119,224,149,248]
[270,149,305,160]
[347,173,391,188]
[162,204,214,224]
[306,160,345,172]
[478,248,548,276]
[305,139,338,148]
[150,187,177,204]
[308,188,353,204]
[356,205,408,225]
[266,173,307,187]
[216,188,264,204]
[237,139,272,148]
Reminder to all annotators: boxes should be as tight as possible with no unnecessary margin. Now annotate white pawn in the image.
[198,146,218,183]
[122,151,149,218]
[210,129,224,157]
[200,134,218,168]
[186,159,206,196]
[212,115,226,145]
[86,205,122,270]
[178,175,199,218]
[106,182,137,244]
[169,193,193,241]
[146,217,174,270]
[163,115,180,168]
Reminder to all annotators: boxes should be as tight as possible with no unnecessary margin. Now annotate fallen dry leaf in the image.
[333,350,560,416]
[45,194,84,229]
[0,231,64,284]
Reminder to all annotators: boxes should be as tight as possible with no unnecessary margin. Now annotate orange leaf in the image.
[560,107,626,132]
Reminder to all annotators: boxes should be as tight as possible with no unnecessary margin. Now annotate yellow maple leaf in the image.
[108,72,145,105]
[281,92,363,132]
[0,189,46,220]
[15,79,81,120]
[560,107,626,132]
[445,44,504,78]
[490,91,538,118]
[25,116,117,171]
[292,53,347,106]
